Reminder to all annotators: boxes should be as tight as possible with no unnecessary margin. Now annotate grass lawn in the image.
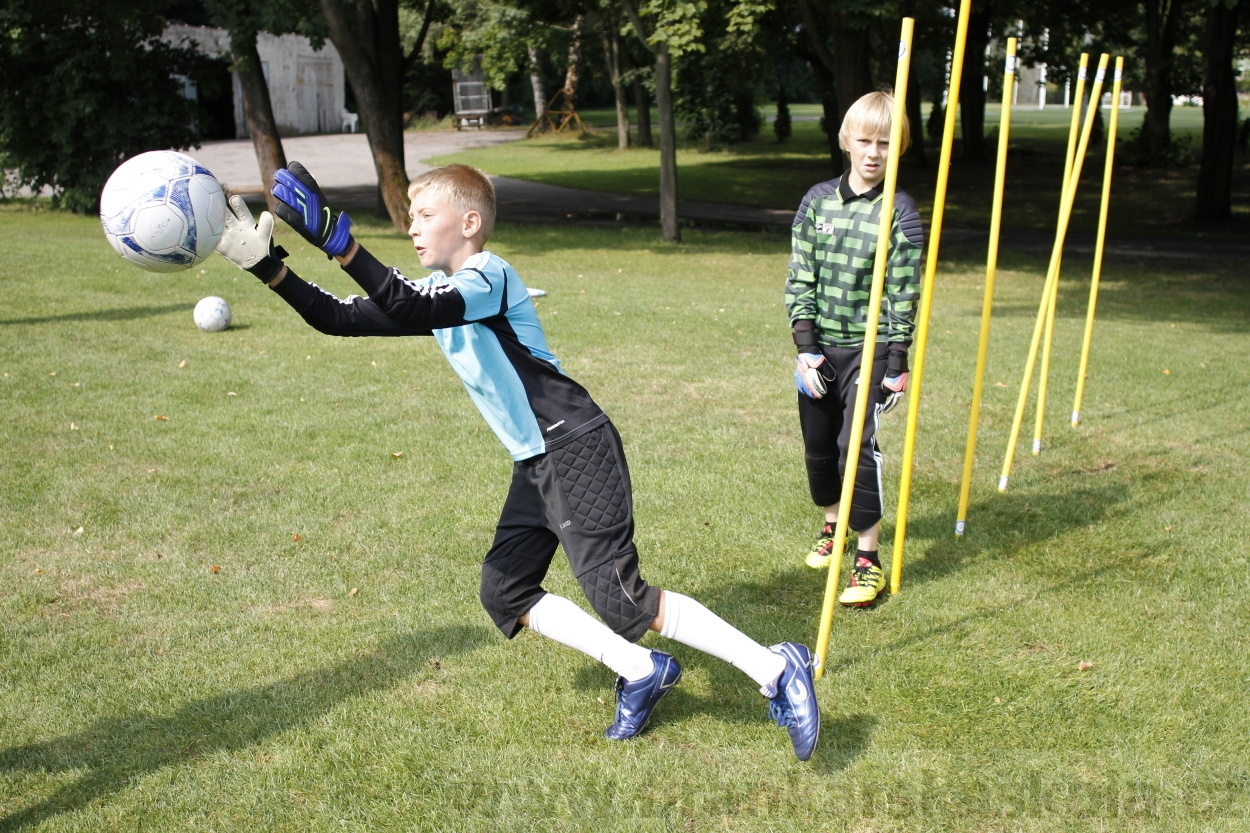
[431,103,1247,241]
[2,202,1249,831]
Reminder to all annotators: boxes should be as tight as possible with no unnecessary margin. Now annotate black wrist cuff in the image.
[792,327,821,354]
[247,243,289,282]
[886,348,909,376]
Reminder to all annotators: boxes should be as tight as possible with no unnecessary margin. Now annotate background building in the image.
[164,25,348,139]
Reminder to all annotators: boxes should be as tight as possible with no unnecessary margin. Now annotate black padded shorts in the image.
[479,422,662,642]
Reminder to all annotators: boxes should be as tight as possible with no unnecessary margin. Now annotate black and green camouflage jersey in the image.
[785,173,924,349]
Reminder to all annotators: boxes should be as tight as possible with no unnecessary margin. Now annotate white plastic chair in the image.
[341,109,359,133]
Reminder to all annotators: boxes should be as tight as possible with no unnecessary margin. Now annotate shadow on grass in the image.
[0,625,492,832]
[0,305,189,327]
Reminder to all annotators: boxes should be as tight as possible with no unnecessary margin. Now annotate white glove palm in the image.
[215,195,286,280]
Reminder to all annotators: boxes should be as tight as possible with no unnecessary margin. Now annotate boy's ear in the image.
[462,210,483,238]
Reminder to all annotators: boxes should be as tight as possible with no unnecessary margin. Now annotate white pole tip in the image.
[955,521,966,536]
[998,476,1009,492]
[1032,440,1042,455]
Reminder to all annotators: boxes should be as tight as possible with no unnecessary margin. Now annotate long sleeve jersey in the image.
[271,246,608,461]
[784,173,924,349]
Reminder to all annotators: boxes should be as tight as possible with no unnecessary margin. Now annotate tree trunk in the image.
[1139,0,1185,164]
[600,12,630,149]
[321,0,410,231]
[633,77,653,148]
[830,13,873,129]
[959,6,992,162]
[905,60,926,166]
[527,44,546,120]
[1194,0,1241,221]
[233,29,287,214]
[898,0,925,167]
[656,43,679,241]
[562,14,584,110]
[792,6,841,171]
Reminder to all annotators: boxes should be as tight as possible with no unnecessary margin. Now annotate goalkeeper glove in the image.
[795,353,831,399]
[215,195,288,282]
[881,349,910,414]
[271,161,354,257]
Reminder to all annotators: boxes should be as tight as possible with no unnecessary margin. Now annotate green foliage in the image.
[671,0,763,148]
[436,0,535,91]
[0,0,211,213]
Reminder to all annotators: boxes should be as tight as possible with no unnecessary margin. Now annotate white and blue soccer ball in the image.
[193,296,232,332]
[100,150,226,273]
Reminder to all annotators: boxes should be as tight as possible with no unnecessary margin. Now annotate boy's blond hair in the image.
[407,164,497,240]
[838,90,911,157]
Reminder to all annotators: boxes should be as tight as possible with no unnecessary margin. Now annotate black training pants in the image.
[797,343,889,532]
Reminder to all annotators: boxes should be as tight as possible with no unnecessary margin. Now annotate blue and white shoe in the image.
[768,642,821,761]
[604,650,683,740]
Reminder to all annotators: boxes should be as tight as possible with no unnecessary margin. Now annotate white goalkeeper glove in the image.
[215,195,288,282]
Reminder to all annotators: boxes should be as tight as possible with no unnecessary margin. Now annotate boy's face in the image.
[407,191,482,274]
[844,131,890,192]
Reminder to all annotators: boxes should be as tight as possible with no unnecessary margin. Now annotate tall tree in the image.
[621,0,705,241]
[0,0,207,212]
[1138,0,1187,163]
[597,2,632,149]
[1194,0,1243,221]
[321,0,440,230]
[958,2,994,162]
[203,0,325,215]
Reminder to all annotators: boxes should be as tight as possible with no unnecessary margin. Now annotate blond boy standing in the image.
[787,92,924,606]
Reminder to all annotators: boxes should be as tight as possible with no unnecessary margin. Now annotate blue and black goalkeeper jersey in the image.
[271,246,608,461]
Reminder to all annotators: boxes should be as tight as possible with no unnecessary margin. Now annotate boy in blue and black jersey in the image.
[785,91,924,607]
[213,162,820,760]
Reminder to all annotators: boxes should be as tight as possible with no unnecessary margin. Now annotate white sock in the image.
[525,594,656,682]
[659,592,786,696]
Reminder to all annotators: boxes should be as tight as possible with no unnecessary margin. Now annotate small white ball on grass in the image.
[194,296,232,332]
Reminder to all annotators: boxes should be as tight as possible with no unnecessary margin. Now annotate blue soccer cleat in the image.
[604,651,683,740]
[768,642,821,761]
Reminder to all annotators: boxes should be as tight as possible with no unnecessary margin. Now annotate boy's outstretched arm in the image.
[215,195,420,338]
[269,161,478,333]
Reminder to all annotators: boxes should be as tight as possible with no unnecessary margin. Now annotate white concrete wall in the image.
[164,25,348,138]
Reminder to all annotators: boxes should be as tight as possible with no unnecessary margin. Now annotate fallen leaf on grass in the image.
[178,360,187,368]
[35,568,43,574]
[391,451,404,458]
[1078,661,1094,672]
[226,391,237,397]
[1162,368,1171,375]
[348,587,358,597]
[292,533,302,542]
[73,527,83,536]
[210,565,221,574]
[995,382,1008,388]
[154,415,169,421]
[427,658,441,670]
[1164,525,1173,532]
[70,423,78,431]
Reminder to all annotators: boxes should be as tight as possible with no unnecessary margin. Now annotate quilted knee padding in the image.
[553,428,629,531]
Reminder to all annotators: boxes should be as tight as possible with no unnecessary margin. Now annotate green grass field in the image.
[432,103,1246,241]
[2,202,1249,831]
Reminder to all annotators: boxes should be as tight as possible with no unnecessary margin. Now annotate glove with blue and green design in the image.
[271,161,354,257]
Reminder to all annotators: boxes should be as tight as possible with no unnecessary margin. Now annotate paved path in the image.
[186,129,1248,260]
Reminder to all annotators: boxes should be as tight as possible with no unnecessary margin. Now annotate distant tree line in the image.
[0,0,1244,232]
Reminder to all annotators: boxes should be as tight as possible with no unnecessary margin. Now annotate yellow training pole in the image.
[1032,55,1090,456]
[998,54,1104,492]
[1071,57,1123,426]
[955,38,1017,537]
[889,0,972,592]
[814,18,913,677]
